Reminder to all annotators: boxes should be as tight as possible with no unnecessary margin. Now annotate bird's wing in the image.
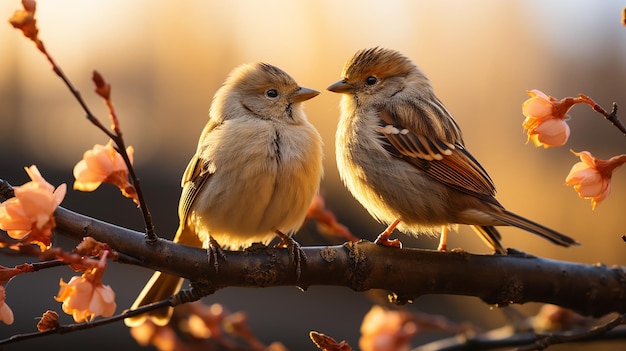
[179,155,215,222]
[378,105,497,203]
[178,119,222,222]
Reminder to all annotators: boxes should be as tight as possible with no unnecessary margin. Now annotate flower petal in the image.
[565,164,596,185]
[90,285,116,318]
[532,119,570,147]
[24,166,54,193]
[523,96,554,119]
[0,302,14,325]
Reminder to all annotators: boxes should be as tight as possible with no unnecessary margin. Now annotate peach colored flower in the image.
[130,320,180,351]
[527,118,570,148]
[73,140,138,204]
[186,302,227,339]
[0,166,66,250]
[565,150,626,210]
[55,253,116,322]
[532,304,585,332]
[522,89,586,148]
[359,306,417,351]
[0,285,14,325]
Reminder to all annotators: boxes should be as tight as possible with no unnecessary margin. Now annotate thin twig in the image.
[42,51,157,241]
[0,300,169,346]
[91,72,156,242]
[0,284,215,347]
[606,103,626,136]
[9,0,157,241]
[516,314,626,351]
[579,95,626,136]
[413,325,626,351]
[11,34,158,241]
[30,259,67,271]
[114,138,156,243]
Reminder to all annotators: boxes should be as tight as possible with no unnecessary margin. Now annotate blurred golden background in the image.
[1,1,625,350]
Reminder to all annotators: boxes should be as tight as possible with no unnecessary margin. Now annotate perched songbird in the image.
[125,63,324,327]
[327,47,577,253]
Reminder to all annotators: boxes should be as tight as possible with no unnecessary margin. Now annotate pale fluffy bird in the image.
[125,62,323,327]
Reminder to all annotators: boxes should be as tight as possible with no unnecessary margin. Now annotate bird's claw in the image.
[375,218,403,248]
[374,233,403,248]
[208,236,227,273]
[275,231,306,280]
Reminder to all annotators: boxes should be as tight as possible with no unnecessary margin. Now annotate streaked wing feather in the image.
[179,155,213,222]
[379,108,496,201]
[178,120,223,222]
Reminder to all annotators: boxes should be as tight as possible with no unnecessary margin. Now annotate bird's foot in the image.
[374,218,403,248]
[207,236,227,273]
[275,231,306,280]
[374,232,402,248]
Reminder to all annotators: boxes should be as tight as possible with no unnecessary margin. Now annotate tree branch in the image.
[413,324,626,351]
[51,206,626,318]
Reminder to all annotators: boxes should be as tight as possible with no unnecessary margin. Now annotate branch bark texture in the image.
[52,206,626,318]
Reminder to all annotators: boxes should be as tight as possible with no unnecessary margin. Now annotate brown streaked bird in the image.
[327,47,578,253]
[125,62,323,327]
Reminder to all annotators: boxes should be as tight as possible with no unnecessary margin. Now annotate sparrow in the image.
[327,47,578,253]
[125,62,323,327]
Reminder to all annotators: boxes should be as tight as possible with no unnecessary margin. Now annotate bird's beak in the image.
[327,80,353,94]
[292,87,320,102]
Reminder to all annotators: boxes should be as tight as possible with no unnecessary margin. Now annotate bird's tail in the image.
[123,271,183,327]
[491,209,579,248]
[471,225,506,254]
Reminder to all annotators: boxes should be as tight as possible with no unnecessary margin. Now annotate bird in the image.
[327,47,578,253]
[125,62,324,327]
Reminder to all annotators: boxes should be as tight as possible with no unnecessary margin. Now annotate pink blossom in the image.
[522,89,584,148]
[73,140,138,204]
[0,166,66,250]
[565,150,626,210]
[359,305,417,351]
[130,320,180,351]
[527,118,570,148]
[0,285,13,325]
[54,253,116,322]
[186,302,227,339]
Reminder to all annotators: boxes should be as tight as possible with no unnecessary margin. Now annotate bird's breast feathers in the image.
[187,118,322,248]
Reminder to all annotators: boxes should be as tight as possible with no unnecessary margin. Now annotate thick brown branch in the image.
[52,206,626,318]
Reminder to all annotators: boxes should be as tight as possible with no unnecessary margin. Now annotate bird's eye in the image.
[265,89,279,98]
[366,76,378,85]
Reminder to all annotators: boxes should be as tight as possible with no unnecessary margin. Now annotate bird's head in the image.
[327,47,428,105]
[215,62,318,123]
